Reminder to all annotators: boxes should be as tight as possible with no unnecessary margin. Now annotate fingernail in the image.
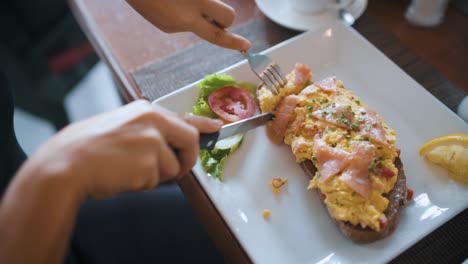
[241,39,251,51]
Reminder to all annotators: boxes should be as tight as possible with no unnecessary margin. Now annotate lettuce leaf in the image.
[198,74,236,99]
[194,74,255,181]
[192,97,217,117]
[200,149,228,180]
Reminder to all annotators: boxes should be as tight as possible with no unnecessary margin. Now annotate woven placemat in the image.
[132,18,299,101]
[131,14,467,264]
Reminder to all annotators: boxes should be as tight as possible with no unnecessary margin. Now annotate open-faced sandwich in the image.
[258,63,411,243]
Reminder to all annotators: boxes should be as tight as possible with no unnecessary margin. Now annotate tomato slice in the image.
[208,86,255,122]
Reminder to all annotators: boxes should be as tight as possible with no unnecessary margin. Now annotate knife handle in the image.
[199,132,219,151]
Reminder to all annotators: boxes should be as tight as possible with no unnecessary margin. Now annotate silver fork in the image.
[241,51,287,94]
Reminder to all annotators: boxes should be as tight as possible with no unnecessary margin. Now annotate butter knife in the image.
[199,112,274,151]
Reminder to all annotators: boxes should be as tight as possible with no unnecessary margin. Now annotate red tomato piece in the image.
[406,188,414,201]
[208,86,255,122]
[379,216,388,230]
[380,166,396,179]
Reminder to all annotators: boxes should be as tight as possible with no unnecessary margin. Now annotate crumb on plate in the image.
[271,177,288,194]
[262,209,271,219]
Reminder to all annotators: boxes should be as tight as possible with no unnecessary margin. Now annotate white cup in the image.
[290,0,352,14]
[405,0,449,27]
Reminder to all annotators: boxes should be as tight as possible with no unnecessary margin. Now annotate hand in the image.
[126,0,251,51]
[23,100,222,199]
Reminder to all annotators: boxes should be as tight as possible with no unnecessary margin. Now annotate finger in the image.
[201,0,235,28]
[155,138,181,183]
[151,106,200,177]
[192,18,251,51]
[183,114,224,133]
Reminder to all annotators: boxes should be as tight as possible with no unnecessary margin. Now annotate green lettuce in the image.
[193,74,255,181]
[192,97,217,117]
[200,149,228,181]
[198,73,236,100]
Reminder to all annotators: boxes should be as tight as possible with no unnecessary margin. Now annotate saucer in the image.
[255,0,368,31]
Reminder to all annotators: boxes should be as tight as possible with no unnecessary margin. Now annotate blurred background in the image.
[0,0,123,156]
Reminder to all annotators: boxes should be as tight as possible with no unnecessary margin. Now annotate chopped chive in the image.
[368,160,378,173]
[319,98,328,104]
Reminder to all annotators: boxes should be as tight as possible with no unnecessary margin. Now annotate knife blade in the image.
[199,112,274,151]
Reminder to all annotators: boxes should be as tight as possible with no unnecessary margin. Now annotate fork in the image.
[241,51,287,95]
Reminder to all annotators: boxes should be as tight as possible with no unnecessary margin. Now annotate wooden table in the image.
[69,0,468,262]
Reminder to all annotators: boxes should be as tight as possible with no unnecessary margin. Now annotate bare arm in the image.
[0,162,84,264]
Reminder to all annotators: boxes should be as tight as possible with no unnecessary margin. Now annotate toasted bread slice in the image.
[300,157,407,243]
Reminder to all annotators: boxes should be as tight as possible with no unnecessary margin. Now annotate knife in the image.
[199,112,274,151]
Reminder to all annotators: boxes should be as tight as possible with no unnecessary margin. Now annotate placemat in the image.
[131,14,467,264]
[132,17,300,101]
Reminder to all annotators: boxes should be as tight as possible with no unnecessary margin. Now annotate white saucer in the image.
[255,0,368,31]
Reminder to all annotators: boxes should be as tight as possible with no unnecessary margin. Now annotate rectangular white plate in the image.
[153,22,468,264]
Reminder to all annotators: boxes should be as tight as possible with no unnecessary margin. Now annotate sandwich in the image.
[258,63,409,243]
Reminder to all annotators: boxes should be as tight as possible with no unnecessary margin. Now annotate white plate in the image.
[153,22,468,264]
[256,0,368,31]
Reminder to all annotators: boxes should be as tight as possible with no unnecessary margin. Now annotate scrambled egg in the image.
[259,67,399,231]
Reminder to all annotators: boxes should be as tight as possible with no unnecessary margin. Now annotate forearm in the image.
[0,162,85,264]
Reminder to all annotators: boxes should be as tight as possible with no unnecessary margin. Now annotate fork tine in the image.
[241,50,285,95]
[265,65,283,93]
[260,71,279,95]
[271,64,288,86]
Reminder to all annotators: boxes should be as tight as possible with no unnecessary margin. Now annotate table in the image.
[69,0,468,262]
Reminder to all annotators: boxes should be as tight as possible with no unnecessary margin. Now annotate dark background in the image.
[0,0,98,130]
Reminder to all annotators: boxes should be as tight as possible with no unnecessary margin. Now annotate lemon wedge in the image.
[419,133,468,183]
